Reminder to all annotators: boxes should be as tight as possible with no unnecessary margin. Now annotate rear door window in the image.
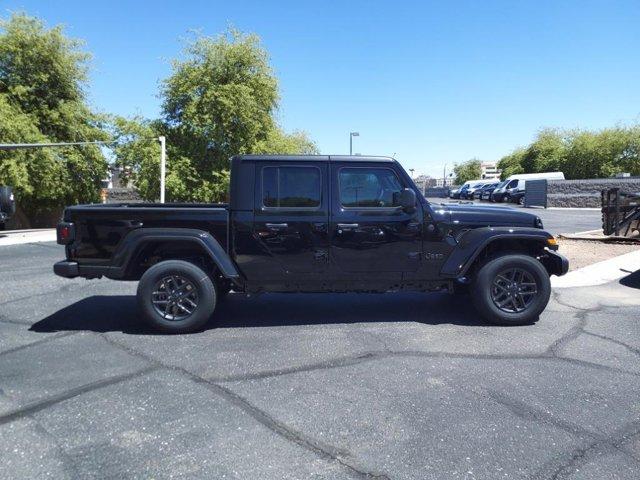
[262,166,321,208]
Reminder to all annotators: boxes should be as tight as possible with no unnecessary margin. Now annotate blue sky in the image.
[2,0,640,177]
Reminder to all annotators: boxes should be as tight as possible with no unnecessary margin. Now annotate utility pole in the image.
[443,164,447,187]
[159,136,166,203]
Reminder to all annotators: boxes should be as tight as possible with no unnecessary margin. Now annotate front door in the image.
[329,163,423,278]
[251,161,329,286]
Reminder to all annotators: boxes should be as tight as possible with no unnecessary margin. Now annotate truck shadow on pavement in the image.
[619,269,640,289]
[30,292,487,334]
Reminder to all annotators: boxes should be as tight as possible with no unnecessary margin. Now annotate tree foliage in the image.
[112,29,317,203]
[453,158,482,185]
[0,13,107,219]
[497,126,640,180]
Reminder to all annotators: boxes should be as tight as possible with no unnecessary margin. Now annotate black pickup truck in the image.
[55,155,568,333]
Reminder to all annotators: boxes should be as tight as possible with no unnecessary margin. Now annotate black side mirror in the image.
[399,188,417,212]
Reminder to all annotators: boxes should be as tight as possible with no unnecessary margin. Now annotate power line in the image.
[0,141,113,150]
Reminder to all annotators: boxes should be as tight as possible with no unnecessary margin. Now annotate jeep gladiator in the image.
[54,155,568,333]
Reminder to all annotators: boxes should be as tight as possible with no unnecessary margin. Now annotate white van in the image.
[491,172,564,203]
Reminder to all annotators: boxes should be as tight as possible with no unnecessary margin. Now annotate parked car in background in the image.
[467,182,488,200]
[491,172,565,203]
[473,182,499,200]
[448,186,461,199]
[508,189,526,205]
[458,180,485,199]
[480,181,503,201]
[0,186,16,230]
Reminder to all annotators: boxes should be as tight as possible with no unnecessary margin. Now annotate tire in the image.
[518,196,524,206]
[137,260,216,333]
[470,254,551,326]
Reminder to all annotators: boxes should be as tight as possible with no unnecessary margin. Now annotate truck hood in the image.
[438,203,540,229]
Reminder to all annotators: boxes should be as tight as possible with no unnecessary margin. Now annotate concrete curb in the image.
[551,248,640,288]
[547,207,601,211]
[0,229,56,246]
[558,229,640,243]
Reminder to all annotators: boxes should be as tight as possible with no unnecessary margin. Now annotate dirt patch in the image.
[557,239,638,271]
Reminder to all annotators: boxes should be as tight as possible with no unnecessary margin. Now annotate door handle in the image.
[265,223,288,230]
[337,223,359,234]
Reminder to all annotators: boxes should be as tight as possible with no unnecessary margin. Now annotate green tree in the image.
[0,13,107,223]
[453,158,482,185]
[145,28,315,202]
[497,125,640,180]
[497,148,526,180]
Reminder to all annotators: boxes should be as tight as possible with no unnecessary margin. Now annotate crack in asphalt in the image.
[98,333,391,480]
[533,421,640,480]
[483,389,596,439]
[544,312,589,358]
[0,280,93,309]
[208,344,640,384]
[0,365,159,427]
[479,390,640,480]
[583,331,640,358]
[0,331,79,357]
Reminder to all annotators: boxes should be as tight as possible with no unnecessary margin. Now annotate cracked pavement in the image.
[1,241,639,479]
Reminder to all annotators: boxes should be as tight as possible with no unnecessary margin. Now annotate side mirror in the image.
[399,188,417,212]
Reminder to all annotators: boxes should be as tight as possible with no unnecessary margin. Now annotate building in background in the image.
[481,162,501,180]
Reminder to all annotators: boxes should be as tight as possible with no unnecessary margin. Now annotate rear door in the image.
[329,162,423,277]
[251,161,329,283]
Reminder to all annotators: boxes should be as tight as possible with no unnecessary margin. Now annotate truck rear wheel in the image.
[137,260,216,333]
[470,254,551,326]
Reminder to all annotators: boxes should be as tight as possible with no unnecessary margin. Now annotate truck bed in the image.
[63,203,230,265]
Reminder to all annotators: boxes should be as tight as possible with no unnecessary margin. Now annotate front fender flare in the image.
[440,227,554,277]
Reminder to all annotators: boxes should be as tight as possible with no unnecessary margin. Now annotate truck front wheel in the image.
[137,260,217,333]
[470,254,551,326]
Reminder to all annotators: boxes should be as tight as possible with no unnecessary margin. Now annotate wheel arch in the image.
[441,227,555,278]
[111,228,241,281]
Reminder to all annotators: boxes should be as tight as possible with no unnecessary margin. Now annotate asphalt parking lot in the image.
[2,242,640,479]
[426,198,602,236]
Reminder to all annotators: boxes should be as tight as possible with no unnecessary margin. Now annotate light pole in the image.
[349,132,359,155]
[409,168,415,178]
[159,136,166,203]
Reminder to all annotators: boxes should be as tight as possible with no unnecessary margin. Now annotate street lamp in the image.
[349,132,359,155]
[158,136,166,203]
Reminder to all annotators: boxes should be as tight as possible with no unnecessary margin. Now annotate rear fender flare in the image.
[112,228,240,279]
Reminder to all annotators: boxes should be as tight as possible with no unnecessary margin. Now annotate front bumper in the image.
[53,260,79,278]
[544,250,569,276]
